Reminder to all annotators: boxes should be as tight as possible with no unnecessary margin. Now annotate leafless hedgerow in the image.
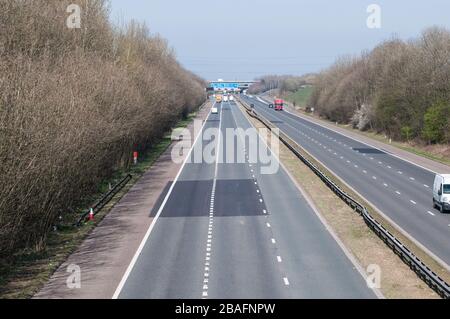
[309,27,450,144]
[0,0,205,255]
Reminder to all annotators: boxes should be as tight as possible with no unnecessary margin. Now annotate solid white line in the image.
[112,104,214,299]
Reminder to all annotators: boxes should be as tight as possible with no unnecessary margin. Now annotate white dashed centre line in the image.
[410,200,417,205]
[277,256,282,263]
[283,277,290,286]
[427,211,435,216]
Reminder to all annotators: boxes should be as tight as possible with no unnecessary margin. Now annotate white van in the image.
[223,95,229,102]
[229,95,234,101]
[433,174,450,213]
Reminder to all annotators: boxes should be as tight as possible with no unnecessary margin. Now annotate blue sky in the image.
[109,0,450,81]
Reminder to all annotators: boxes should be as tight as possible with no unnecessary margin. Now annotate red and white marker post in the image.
[133,151,138,165]
[89,208,94,221]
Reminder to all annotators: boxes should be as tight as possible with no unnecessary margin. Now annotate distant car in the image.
[229,95,234,101]
[223,96,229,102]
[433,174,450,213]
[211,107,218,114]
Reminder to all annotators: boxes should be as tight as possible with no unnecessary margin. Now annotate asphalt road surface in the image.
[243,94,450,269]
[114,99,378,299]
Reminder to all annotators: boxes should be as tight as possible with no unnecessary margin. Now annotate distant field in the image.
[285,86,313,108]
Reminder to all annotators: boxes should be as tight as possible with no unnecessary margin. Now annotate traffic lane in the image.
[231,101,378,298]
[117,107,221,299]
[256,104,434,210]
[207,101,288,298]
[246,97,450,266]
[250,98,441,220]
[177,104,220,182]
[249,95,434,186]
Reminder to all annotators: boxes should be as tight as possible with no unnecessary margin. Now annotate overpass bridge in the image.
[207,80,258,93]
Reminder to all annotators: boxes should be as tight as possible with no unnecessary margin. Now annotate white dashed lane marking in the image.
[410,200,417,205]
[283,277,290,286]
[427,211,435,216]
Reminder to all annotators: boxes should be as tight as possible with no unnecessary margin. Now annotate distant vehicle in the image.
[223,95,229,102]
[274,99,284,111]
[229,95,234,101]
[211,107,218,114]
[269,103,274,108]
[216,94,222,103]
[250,103,254,108]
[433,174,450,213]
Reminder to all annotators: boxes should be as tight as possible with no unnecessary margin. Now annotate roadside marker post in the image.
[89,208,94,221]
[133,151,138,165]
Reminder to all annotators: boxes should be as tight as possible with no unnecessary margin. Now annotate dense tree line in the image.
[248,74,316,95]
[309,27,450,144]
[0,0,205,255]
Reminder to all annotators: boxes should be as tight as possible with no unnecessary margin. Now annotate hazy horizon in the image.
[110,0,450,81]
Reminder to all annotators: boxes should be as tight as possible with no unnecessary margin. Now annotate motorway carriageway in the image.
[113,99,378,299]
[243,95,450,269]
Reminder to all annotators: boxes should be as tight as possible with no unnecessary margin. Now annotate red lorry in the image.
[274,99,284,111]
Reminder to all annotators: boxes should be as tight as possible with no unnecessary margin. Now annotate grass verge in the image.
[239,102,440,299]
[283,87,313,108]
[0,110,200,299]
